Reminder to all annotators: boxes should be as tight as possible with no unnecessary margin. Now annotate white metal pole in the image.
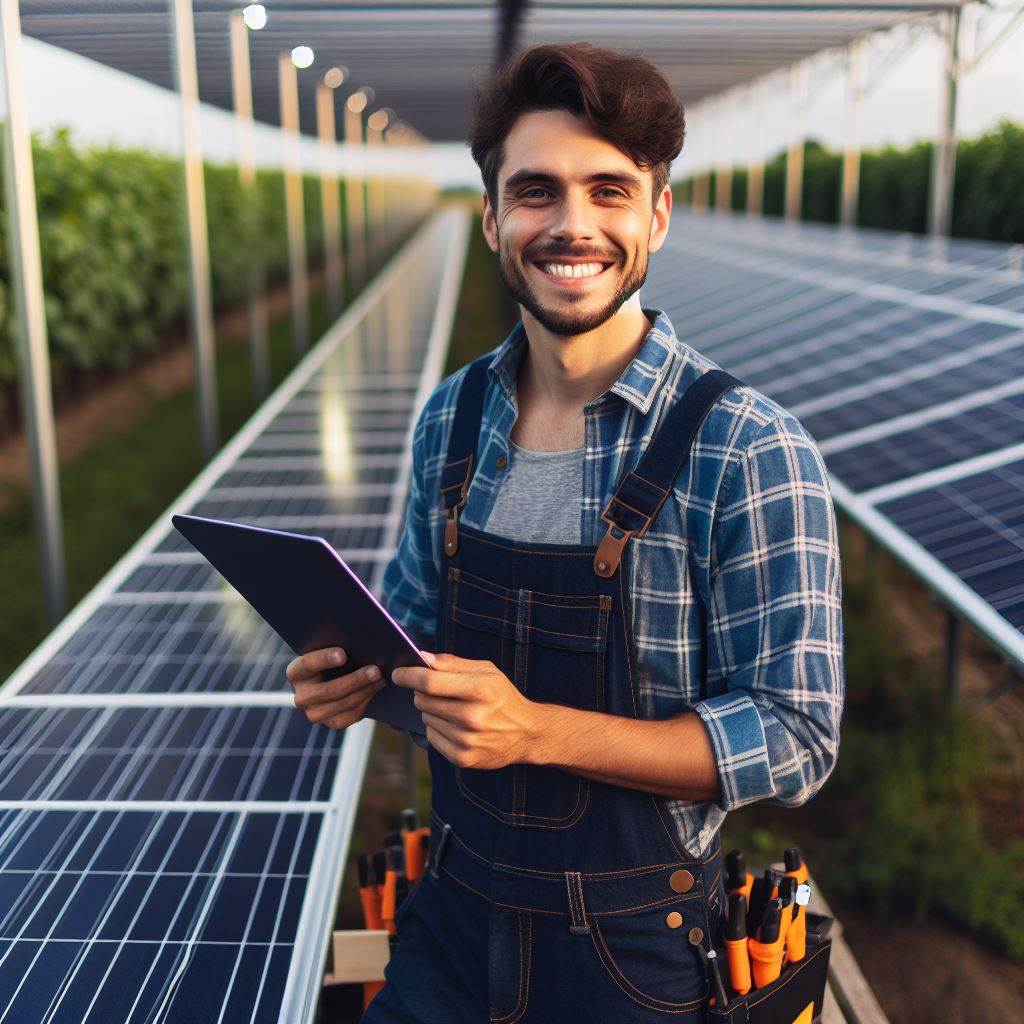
[840,39,865,228]
[279,52,309,355]
[344,93,368,290]
[0,0,66,623]
[928,9,962,237]
[785,62,808,222]
[715,91,734,213]
[747,80,765,216]
[317,81,344,319]
[170,0,219,460]
[229,10,269,400]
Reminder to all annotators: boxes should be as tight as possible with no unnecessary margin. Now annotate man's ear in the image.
[481,190,499,253]
[648,184,673,254]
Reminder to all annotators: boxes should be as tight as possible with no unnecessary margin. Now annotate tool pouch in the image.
[706,913,832,1024]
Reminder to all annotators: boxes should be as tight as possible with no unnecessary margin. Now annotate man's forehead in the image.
[499,109,648,189]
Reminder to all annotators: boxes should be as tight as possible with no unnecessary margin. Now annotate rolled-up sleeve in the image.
[693,413,845,812]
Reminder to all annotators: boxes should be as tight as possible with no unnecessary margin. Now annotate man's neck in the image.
[517,300,653,413]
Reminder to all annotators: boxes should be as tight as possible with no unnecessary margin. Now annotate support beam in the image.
[785,62,808,222]
[714,92,734,213]
[229,10,269,401]
[840,39,865,228]
[344,91,369,291]
[0,0,66,624]
[279,52,309,356]
[746,80,765,216]
[170,0,218,461]
[928,9,962,237]
[317,79,345,319]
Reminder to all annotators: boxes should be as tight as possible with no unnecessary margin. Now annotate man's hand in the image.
[286,647,385,730]
[392,652,539,769]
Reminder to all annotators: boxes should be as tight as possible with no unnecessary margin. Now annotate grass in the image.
[720,518,1024,961]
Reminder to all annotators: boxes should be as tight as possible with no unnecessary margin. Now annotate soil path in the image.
[0,263,327,510]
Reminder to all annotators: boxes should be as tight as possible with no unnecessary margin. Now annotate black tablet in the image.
[171,512,427,741]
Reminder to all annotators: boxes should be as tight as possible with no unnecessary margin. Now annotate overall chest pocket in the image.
[444,567,611,829]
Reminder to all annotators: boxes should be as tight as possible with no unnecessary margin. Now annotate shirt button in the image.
[495,455,507,469]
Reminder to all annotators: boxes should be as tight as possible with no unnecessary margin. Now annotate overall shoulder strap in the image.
[439,353,493,557]
[594,368,743,578]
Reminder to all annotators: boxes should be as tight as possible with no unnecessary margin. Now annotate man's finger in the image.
[304,682,384,724]
[422,714,466,762]
[294,666,381,709]
[392,667,471,698]
[414,692,471,724]
[287,647,347,682]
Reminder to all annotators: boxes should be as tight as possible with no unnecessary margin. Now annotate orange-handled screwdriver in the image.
[725,849,753,902]
[356,852,383,930]
[402,810,428,881]
[784,846,808,885]
[380,844,406,936]
[785,882,811,964]
[748,899,786,989]
[724,893,751,996]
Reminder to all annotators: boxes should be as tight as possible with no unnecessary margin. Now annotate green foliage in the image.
[0,125,337,392]
[821,554,1024,961]
[674,120,1024,244]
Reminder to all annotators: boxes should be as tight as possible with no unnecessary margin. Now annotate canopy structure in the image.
[20,0,970,142]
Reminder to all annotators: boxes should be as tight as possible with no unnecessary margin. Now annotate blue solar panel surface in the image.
[0,207,470,1022]
[646,210,1024,662]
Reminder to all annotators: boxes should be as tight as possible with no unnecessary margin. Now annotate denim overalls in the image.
[363,356,742,1023]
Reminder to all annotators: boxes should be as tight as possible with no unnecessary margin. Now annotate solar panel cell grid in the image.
[0,809,320,1024]
[646,210,1024,656]
[0,208,471,1022]
[878,460,1024,629]
[0,707,340,802]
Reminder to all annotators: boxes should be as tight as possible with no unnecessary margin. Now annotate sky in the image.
[1,6,1021,190]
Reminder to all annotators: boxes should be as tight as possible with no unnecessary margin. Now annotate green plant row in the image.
[675,119,1024,244]
[0,124,365,398]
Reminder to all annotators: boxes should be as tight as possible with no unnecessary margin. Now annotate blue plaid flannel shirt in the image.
[381,307,845,857]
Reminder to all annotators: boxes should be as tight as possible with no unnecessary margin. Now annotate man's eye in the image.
[596,187,625,198]
[521,188,549,199]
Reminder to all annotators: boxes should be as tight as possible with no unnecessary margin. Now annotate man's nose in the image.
[548,190,595,240]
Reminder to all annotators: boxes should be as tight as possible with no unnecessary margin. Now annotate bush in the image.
[0,125,342,395]
[675,119,1024,244]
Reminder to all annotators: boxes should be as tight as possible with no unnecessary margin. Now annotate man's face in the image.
[481,108,671,337]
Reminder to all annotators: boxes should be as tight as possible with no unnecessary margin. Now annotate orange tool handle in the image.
[728,872,754,903]
[747,934,786,989]
[381,871,398,935]
[359,885,384,931]
[405,827,429,881]
[724,937,751,996]
[785,907,806,964]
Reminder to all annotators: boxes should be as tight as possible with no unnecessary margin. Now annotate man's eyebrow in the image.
[502,169,644,192]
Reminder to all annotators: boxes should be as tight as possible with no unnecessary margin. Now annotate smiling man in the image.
[310,40,844,1024]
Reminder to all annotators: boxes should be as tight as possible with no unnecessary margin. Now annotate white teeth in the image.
[541,262,604,279]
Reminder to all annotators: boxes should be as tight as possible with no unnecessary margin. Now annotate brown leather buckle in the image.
[594,517,631,578]
[604,492,657,539]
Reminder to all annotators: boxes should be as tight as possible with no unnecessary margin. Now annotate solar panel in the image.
[0,206,471,1022]
[645,208,1024,667]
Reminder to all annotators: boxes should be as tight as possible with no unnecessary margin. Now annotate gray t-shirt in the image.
[482,438,584,543]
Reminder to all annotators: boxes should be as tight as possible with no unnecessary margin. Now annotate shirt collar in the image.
[486,307,683,417]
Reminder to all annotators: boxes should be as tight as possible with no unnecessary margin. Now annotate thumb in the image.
[421,651,475,672]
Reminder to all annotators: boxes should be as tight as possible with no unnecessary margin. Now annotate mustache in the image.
[524,249,618,263]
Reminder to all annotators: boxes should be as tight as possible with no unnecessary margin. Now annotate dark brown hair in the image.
[468,42,685,210]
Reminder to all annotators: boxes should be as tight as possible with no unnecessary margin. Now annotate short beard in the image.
[497,238,648,337]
